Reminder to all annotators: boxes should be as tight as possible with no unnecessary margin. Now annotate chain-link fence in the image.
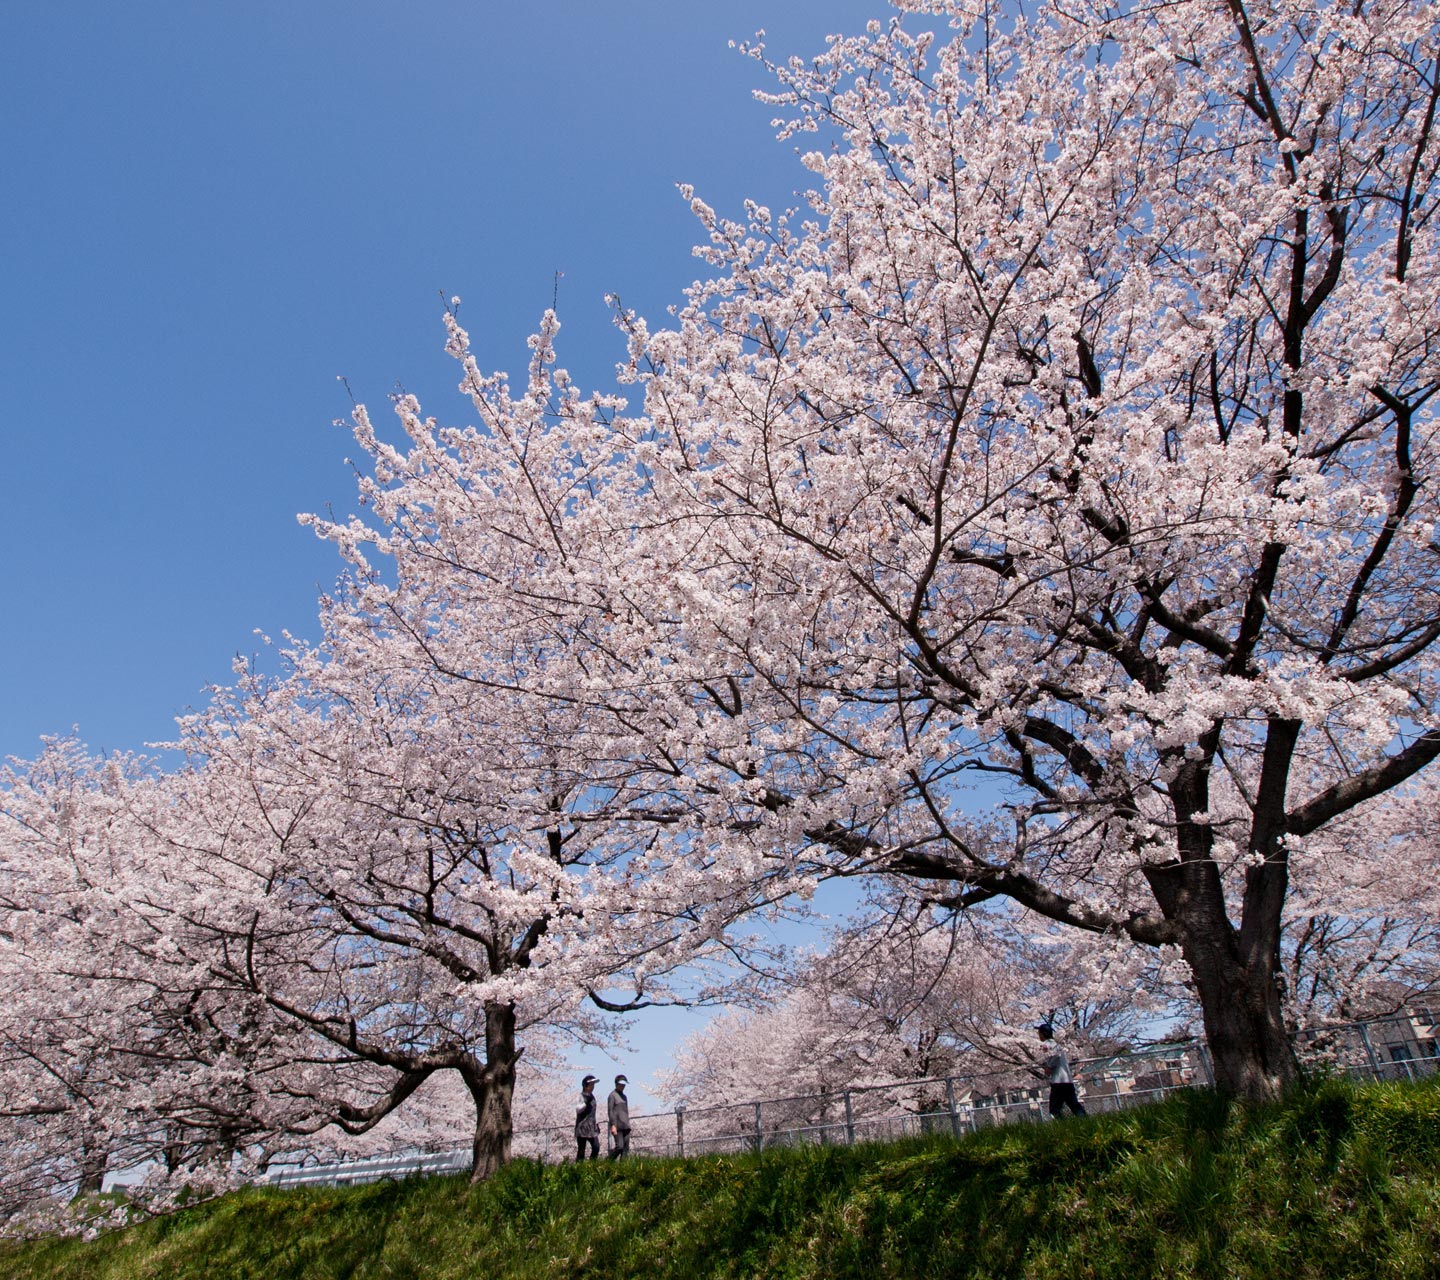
[570,1037,1219,1162]
[264,1011,1438,1187]
[1293,1009,1440,1085]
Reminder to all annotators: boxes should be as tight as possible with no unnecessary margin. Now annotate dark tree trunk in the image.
[464,1000,519,1182]
[191,1127,242,1171]
[72,1138,107,1200]
[1161,753,1301,1103]
[162,1126,184,1175]
[1182,921,1299,1101]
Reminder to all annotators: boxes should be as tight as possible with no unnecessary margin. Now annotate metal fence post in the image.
[676,1105,686,1159]
[753,1101,763,1155]
[945,1077,960,1140]
[1358,1022,1382,1081]
[1195,1044,1215,1088]
[844,1090,855,1146]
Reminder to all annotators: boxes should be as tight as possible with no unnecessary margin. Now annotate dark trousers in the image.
[1049,1083,1086,1117]
[609,1128,631,1159]
[576,1135,598,1160]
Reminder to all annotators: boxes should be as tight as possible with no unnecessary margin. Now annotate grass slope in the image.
[4,1079,1439,1280]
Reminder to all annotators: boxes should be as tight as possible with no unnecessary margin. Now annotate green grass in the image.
[4,1078,1439,1279]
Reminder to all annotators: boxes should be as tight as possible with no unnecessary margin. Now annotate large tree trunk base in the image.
[1194,957,1299,1104]
[466,1000,518,1182]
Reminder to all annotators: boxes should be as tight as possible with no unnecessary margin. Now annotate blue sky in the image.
[1,0,893,765]
[2,0,898,1111]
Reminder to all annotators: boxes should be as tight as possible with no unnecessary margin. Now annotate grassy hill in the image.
[4,1078,1438,1280]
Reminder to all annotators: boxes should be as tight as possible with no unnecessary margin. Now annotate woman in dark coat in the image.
[575,1074,600,1159]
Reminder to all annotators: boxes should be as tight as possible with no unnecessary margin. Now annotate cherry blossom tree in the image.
[1279,774,1440,1024]
[0,743,305,1212]
[658,900,1160,1113]
[127,622,769,1179]
[605,0,1440,1101]
[119,327,804,1182]
[3,633,768,1190]
[3,306,797,1198]
[0,770,114,1209]
[320,0,1439,1105]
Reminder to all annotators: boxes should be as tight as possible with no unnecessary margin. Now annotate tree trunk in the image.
[465,1000,519,1182]
[162,1126,184,1175]
[1182,921,1299,1102]
[190,1127,241,1171]
[72,1138,107,1200]
[1155,755,1301,1104]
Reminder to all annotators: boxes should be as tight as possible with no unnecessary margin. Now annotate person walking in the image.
[607,1074,632,1159]
[1038,1024,1087,1118]
[574,1074,600,1160]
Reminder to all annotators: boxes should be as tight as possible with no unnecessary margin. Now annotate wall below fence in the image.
[262,1012,1439,1188]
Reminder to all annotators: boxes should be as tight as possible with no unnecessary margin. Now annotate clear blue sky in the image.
[1,1,896,1111]
[1,0,891,765]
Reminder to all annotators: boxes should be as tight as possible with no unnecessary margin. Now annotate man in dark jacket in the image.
[574,1074,600,1160]
[607,1074,631,1158]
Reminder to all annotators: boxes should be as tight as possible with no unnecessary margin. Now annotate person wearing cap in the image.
[574,1074,600,1160]
[607,1074,632,1158]
[1038,1024,1086,1118]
